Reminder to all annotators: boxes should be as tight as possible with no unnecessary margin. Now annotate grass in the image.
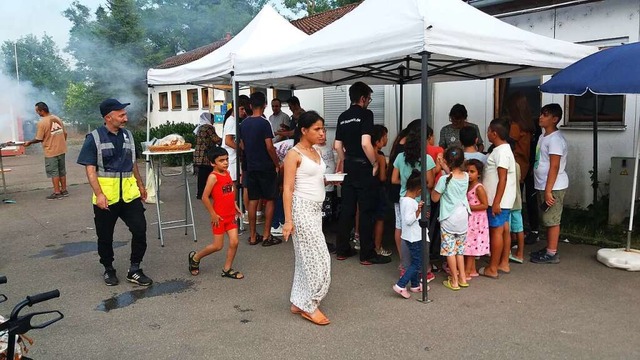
[559,205,640,249]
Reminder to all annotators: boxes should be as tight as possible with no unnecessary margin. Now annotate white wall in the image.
[149,84,227,137]
[501,0,640,207]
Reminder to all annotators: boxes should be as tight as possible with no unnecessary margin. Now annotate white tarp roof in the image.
[234,0,598,88]
[146,6,307,86]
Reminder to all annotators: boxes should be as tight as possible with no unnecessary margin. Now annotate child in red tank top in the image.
[189,146,244,279]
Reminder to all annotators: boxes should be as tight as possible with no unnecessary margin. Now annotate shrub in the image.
[132,121,197,166]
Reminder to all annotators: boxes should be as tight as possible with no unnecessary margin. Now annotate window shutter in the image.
[323,86,348,127]
[369,85,385,125]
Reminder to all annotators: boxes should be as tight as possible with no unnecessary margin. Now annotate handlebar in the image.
[27,290,60,307]
[10,289,60,320]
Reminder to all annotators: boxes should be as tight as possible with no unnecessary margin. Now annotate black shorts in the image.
[247,170,277,200]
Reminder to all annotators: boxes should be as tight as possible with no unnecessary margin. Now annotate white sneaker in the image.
[271,223,284,236]
[256,211,265,225]
[376,247,392,257]
[242,213,249,224]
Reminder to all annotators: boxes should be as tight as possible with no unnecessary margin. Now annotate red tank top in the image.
[211,170,235,217]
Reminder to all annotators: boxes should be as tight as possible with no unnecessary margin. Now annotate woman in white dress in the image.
[282,111,331,326]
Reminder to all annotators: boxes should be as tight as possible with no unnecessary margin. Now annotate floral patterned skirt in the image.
[290,195,331,313]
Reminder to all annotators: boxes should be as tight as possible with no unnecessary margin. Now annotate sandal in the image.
[248,234,263,246]
[188,251,200,276]
[221,268,244,279]
[300,311,330,326]
[262,235,283,247]
[449,276,469,288]
[442,279,460,291]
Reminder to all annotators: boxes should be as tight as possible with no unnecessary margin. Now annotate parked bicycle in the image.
[0,276,63,360]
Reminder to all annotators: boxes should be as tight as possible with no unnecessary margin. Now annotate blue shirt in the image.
[239,116,275,172]
[77,127,125,167]
[435,172,471,222]
[392,152,436,199]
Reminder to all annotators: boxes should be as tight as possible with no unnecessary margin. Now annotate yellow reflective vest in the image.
[91,127,140,205]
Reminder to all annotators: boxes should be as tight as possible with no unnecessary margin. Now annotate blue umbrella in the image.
[540,42,640,251]
[540,42,640,95]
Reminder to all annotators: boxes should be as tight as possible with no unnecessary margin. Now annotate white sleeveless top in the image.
[292,146,326,203]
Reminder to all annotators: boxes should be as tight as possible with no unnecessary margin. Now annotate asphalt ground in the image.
[0,145,638,359]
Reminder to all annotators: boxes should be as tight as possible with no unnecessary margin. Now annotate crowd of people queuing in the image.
[72,80,568,327]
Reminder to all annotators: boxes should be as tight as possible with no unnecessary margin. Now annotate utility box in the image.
[609,157,640,225]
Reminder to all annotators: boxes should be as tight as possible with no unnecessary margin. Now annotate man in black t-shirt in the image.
[239,92,282,246]
[334,82,391,265]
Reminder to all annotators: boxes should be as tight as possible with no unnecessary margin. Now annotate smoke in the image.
[0,71,60,142]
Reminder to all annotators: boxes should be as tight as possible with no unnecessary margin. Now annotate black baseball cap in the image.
[100,98,130,117]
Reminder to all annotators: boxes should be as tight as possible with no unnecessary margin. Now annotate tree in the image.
[62,0,263,125]
[281,0,360,15]
[0,34,71,107]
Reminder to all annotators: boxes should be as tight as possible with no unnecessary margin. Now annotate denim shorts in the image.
[509,209,524,233]
[487,208,511,228]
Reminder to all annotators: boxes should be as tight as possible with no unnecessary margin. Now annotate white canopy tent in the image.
[229,0,598,302]
[235,0,597,89]
[144,0,599,300]
[146,5,308,86]
[145,6,308,214]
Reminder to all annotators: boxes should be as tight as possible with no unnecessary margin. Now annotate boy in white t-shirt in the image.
[480,118,517,279]
[530,104,568,264]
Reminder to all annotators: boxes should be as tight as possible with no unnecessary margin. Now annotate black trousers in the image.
[524,171,539,232]
[337,159,377,261]
[196,164,213,200]
[94,198,147,268]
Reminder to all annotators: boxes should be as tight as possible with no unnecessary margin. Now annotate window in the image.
[565,93,624,126]
[159,92,168,111]
[201,88,210,109]
[323,85,385,127]
[187,89,199,110]
[250,87,268,96]
[171,90,182,110]
[274,89,293,104]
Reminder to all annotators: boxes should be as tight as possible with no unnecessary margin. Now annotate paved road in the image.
[0,147,638,359]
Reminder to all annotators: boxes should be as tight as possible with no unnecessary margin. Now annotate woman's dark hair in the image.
[449,103,468,121]
[293,110,324,145]
[443,146,465,189]
[403,132,421,168]
[206,145,229,164]
[504,91,535,133]
[405,169,422,192]
[465,158,484,177]
[387,119,421,181]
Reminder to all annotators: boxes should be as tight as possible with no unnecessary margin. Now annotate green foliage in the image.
[64,82,104,127]
[282,0,360,15]
[1,34,71,106]
[132,121,196,165]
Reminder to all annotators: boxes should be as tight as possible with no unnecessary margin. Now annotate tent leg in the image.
[146,88,151,181]
[419,52,431,304]
[626,117,640,251]
[232,78,244,232]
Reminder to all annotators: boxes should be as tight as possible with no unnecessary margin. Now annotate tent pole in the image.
[146,87,151,179]
[398,65,406,131]
[399,83,404,131]
[232,77,244,231]
[626,116,640,251]
[419,52,431,304]
[593,95,599,236]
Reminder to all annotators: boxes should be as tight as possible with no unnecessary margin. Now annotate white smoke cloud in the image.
[0,71,60,143]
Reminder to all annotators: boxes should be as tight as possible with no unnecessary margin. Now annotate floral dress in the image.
[465,183,490,256]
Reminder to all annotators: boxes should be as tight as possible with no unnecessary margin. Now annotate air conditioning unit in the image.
[609,157,640,225]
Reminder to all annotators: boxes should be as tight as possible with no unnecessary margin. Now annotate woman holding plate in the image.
[282,111,333,326]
